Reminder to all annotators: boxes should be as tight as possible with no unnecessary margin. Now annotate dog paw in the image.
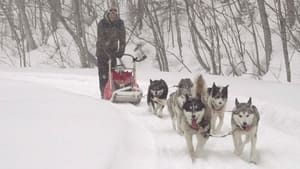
[250,157,257,164]
[234,149,242,156]
[177,130,184,136]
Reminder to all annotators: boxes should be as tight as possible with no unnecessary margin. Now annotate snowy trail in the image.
[1,69,300,169]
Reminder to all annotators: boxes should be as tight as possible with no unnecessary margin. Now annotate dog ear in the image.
[235,98,239,106]
[150,79,153,84]
[212,82,216,87]
[222,85,228,96]
[178,79,183,88]
[247,97,252,106]
[208,88,212,95]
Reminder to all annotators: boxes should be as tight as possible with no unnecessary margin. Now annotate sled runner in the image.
[103,54,146,104]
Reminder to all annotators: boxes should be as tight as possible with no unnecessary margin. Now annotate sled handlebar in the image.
[122,54,147,62]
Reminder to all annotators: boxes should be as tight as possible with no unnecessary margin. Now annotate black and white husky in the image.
[207,83,229,134]
[231,97,260,163]
[147,79,168,118]
[167,78,193,134]
[177,75,211,160]
[181,95,211,160]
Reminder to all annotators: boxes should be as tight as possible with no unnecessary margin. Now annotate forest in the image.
[0,0,299,82]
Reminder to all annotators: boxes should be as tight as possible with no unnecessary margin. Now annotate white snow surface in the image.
[1,67,300,169]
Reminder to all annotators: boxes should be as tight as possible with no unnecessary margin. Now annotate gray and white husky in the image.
[167,78,193,134]
[207,83,229,134]
[231,97,260,163]
[147,79,168,118]
[180,95,211,160]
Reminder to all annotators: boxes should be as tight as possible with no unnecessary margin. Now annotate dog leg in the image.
[195,135,207,157]
[232,131,242,156]
[250,132,257,163]
[184,133,194,159]
[153,103,159,115]
[216,113,224,132]
[177,114,184,135]
[171,116,176,131]
[157,105,164,118]
[237,133,244,156]
[150,101,155,113]
[211,114,217,134]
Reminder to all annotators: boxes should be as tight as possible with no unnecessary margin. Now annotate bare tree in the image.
[143,0,169,71]
[0,1,26,67]
[286,0,296,27]
[277,0,291,82]
[47,0,96,68]
[257,0,272,72]
[184,0,210,72]
[49,0,61,32]
[38,0,46,43]
[15,0,37,51]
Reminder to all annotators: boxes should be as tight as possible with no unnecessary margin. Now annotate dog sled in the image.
[103,54,146,104]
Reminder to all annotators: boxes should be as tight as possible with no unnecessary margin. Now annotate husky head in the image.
[182,95,206,129]
[149,79,168,98]
[208,83,229,110]
[232,97,256,131]
[177,78,193,96]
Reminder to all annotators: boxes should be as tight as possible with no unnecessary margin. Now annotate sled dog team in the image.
[147,75,260,163]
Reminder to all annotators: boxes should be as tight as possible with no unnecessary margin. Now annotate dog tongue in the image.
[192,119,198,129]
[243,125,251,132]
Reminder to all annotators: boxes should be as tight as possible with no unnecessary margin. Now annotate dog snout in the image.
[242,122,247,126]
[192,115,196,119]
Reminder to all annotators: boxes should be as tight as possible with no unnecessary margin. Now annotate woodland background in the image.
[0,0,300,82]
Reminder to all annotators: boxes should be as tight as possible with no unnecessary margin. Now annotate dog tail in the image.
[193,74,207,101]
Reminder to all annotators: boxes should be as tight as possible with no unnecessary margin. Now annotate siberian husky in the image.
[231,97,260,163]
[167,78,193,134]
[207,83,229,134]
[180,75,211,160]
[180,95,211,160]
[147,79,168,118]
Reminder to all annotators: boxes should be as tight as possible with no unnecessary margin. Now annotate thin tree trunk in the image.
[15,0,37,51]
[50,0,61,32]
[174,0,184,61]
[257,0,272,72]
[38,0,46,43]
[47,0,94,68]
[278,0,291,82]
[286,0,296,27]
[0,1,25,67]
[184,0,210,72]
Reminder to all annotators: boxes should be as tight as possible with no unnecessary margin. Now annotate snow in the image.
[1,67,300,169]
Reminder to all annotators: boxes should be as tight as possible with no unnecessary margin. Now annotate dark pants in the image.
[97,57,117,98]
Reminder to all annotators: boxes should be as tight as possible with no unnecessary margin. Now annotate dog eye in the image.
[239,115,242,118]
[246,114,249,117]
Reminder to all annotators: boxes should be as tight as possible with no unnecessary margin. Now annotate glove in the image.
[116,51,124,58]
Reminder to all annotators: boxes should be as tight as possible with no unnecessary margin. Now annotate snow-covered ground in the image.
[1,67,300,169]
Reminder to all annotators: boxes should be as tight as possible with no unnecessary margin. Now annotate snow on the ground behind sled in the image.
[0,79,156,169]
[1,68,300,169]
